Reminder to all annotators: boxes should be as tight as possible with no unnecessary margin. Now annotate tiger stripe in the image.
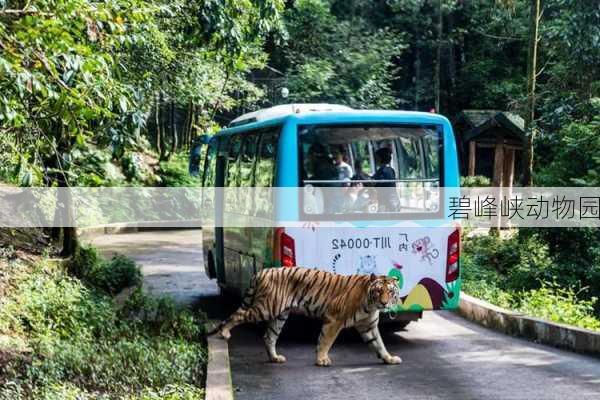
[214,266,402,366]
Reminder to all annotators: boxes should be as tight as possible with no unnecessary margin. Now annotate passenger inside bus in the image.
[373,147,400,212]
[352,158,370,182]
[300,124,440,215]
[334,149,353,181]
[306,143,337,183]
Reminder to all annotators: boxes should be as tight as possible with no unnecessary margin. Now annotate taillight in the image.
[274,228,296,267]
[446,229,460,282]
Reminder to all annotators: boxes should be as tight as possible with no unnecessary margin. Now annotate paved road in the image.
[90,230,600,399]
[88,229,219,305]
[230,313,600,400]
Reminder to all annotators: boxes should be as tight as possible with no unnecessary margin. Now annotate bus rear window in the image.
[299,124,442,217]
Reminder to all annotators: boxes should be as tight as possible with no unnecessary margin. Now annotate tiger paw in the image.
[220,329,231,340]
[270,354,287,363]
[316,356,332,367]
[383,355,402,364]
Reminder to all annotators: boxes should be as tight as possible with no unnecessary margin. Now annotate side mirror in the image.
[189,135,210,176]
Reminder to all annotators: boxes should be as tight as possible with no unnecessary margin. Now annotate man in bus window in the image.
[352,158,370,182]
[373,147,400,212]
[334,149,353,181]
[308,143,338,183]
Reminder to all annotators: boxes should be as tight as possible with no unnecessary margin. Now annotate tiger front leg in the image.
[263,313,289,363]
[315,320,344,366]
[219,306,265,340]
[357,323,402,365]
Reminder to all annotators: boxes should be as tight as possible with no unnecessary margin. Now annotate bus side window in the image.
[239,133,260,216]
[397,136,421,179]
[423,132,440,179]
[202,138,218,188]
[255,128,279,218]
[255,130,278,187]
[352,140,374,177]
[226,135,242,187]
[240,134,259,187]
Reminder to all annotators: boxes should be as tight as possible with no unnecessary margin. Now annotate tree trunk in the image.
[159,92,168,161]
[523,0,541,186]
[56,175,78,257]
[170,101,178,155]
[414,42,421,110]
[182,101,191,149]
[447,6,457,114]
[187,102,195,149]
[155,92,162,156]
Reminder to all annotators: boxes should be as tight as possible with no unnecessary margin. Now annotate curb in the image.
[458,292,600,357]
[79,220,203,238]
[205,327,234,400]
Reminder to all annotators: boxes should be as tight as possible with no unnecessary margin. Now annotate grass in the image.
[0,247,206,399]
[157,153,202,188]
[461,232,600,332]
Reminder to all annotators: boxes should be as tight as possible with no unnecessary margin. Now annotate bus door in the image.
[212,136,229,283]
[200,137,219,280]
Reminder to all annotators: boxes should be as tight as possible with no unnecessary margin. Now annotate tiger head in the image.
[367,274,401,309]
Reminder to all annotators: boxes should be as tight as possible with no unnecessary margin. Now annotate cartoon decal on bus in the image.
[192,104,461,326]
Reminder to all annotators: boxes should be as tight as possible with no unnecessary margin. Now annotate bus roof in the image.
[229,104,352,127]
[220,104,451,135]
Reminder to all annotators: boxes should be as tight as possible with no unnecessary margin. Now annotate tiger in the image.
[211,266,402,366]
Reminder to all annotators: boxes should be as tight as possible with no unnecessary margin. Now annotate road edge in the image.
[458,292,600,357]
[79,220,203,238]
[205,330,234,400]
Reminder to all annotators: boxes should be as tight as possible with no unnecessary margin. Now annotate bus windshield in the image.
[299,124,442,217]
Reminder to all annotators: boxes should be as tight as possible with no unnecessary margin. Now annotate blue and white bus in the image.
[195,104,461,326]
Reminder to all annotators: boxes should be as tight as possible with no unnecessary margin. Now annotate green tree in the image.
[274,0,405,109]
[0,0,284,254]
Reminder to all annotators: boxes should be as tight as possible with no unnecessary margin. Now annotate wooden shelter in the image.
[455,110,525,187]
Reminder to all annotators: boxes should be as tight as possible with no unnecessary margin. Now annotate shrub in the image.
[28,335,203,395]
[70,246,142,295]
[461,232,600,332]
[0,261,116,340]
[69,245,103,279]
[517,283,600,331]
[157,153,201,187]
[460,175,491,187]
[86,254,142,295]
[461,231,553,292]
[521,227,600,309]
[0,258,206,398]
[119,289,205,340]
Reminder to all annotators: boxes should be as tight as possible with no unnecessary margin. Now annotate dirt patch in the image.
[0,227,53,300]
[0,228,51,255]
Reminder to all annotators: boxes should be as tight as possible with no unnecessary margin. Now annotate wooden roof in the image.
[458,109,525,142]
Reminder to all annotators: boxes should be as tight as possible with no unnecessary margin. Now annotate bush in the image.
[518,283,600,331]
[0,258,206,399]
[70,246,142,295]
[521,227,600,308]
[461,232,600,332]
[69,245,103,279]
[0,260,115,340]
[460,175,491,187]
[87,254,142,295]
[157,153,201,187]
[462,231,553,292]
[119,289,205,340]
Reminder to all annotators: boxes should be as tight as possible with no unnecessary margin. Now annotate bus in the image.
[194,104,461,326]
